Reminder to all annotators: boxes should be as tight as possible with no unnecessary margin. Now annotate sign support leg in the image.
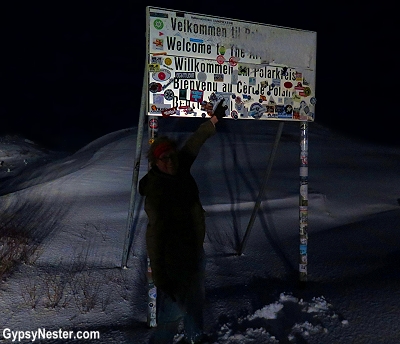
[238,121,284,256]
[121,66,148,269]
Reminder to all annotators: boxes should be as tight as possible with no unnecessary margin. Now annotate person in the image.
[139,99,227,344]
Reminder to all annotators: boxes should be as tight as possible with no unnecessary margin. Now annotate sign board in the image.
[146,7,317,121]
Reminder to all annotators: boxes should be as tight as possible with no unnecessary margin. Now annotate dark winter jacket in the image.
[139,120,216,292]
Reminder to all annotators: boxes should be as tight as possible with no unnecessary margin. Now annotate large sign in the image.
[146,7,317,121]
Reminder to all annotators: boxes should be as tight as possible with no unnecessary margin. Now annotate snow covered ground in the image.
[1,119,399,343]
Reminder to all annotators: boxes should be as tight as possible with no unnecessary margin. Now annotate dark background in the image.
[3,1,396,152]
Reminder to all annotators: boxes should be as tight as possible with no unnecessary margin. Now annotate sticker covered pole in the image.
[146,115,158,328]
[148,116,158,145]
[299,121,309,283]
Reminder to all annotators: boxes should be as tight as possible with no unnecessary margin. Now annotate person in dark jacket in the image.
[139,100,227,344]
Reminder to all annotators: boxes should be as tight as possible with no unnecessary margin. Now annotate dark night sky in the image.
[3,1,396,151]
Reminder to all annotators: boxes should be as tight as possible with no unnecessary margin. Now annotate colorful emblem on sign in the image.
[229,56,239,67]
[152,69,171,82]
[190,89,204,102]
[149,82,162,93]
[152,38,163,50]
[284,81,293,88]
[153,19,164,30]
[162,107,177,118]
[163,89,174,100]
[216,55,225,64]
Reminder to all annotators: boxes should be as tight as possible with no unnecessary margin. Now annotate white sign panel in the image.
[146,7,317,121]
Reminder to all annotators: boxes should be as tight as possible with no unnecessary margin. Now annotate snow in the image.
[1,119,400,343]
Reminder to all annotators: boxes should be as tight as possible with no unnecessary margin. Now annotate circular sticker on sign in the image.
[153,19,163,30]
[216,55,225,64]
[249,102,263,118]
[303,87,311,96]
[164,89,174,100]
[310,97,317,105]
[284,81,293,89]
[231,110,239,120]
[164,57,172,66]
[229,56,238,66]
[149,82,162,93]
[153,69,171,82]
[197,72,207,82]
[250,103,262,112]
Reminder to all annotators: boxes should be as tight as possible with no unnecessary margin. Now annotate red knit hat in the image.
[153,142,174,159]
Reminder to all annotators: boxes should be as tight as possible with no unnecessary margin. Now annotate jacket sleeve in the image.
[180,120,216,166]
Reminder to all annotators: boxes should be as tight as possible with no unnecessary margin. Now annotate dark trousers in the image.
[151,268,205,344]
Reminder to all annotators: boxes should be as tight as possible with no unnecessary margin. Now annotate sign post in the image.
[121,61,148,269]
[299,121,309,282]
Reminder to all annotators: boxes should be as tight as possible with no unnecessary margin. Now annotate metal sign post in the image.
[146,116,158,327]
[299,121,309,282]
[121,63,148,269]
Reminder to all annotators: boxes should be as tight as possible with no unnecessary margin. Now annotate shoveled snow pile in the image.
[211,293,348,343]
